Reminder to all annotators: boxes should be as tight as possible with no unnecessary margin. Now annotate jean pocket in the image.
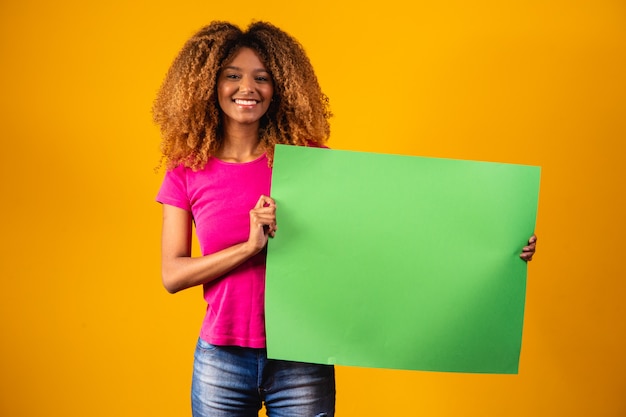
[196,338,218,353]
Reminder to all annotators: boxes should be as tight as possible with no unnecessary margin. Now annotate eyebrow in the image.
[223,65,270,73]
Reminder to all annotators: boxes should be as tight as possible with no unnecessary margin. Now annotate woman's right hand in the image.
[246,195,277,253]
[161,196,276,294]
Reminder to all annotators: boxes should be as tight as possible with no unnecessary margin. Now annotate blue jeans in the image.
[191,338,335,417]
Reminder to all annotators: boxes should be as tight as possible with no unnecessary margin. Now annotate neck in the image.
[217,121,264,163]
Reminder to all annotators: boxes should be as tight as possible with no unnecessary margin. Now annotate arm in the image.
[519,234,537,262]
[160,195,277,294]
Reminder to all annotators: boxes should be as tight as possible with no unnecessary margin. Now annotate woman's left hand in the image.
[520,234,537,261]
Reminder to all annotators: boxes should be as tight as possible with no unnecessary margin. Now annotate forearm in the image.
[159,197,275,294]
[162,241,259,294]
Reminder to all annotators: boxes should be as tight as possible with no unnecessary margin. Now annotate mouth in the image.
[233,99,259,106]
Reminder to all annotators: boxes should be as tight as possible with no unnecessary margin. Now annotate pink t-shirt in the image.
[156,154,272,348]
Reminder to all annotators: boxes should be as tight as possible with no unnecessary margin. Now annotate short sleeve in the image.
[156,165,191,211]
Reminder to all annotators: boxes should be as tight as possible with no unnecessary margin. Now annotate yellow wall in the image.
[1,1,625,416]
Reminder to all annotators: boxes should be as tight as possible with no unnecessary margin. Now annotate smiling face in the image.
[217,47,274,131]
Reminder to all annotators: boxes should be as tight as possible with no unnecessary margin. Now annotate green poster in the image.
[266,145,541,374]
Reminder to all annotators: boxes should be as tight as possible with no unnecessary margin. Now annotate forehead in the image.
[224,47,268,70]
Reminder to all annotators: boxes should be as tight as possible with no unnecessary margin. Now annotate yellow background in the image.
[1,1,625,416]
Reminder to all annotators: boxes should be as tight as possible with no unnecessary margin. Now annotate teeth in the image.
[235,99,257,105]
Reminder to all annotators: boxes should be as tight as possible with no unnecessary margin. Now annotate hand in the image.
[520,234,537,262]
[247,195,277,253]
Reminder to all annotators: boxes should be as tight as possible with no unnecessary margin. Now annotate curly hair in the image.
[153,21,332,170]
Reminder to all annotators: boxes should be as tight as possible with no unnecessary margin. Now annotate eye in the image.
[255,73,272,82]
[226,73,240,80]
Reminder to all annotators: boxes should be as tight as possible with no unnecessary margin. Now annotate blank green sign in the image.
[266,145,541,374]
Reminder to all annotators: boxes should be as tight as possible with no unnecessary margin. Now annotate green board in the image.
[266,145,541,374]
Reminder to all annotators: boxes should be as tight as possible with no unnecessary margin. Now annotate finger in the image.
[520,248,535,261]
[252,206,276,216]
[251,207,276,227]
[254,195,276,209]
[254,195,266,209]
[252,211,276,223]
[251,217,277,234]
[520,253,534,261]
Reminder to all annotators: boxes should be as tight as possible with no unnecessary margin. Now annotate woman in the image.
[153,20,537,417]
[153,21,335,417]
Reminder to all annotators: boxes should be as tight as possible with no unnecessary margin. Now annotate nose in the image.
[238,75,255,94]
